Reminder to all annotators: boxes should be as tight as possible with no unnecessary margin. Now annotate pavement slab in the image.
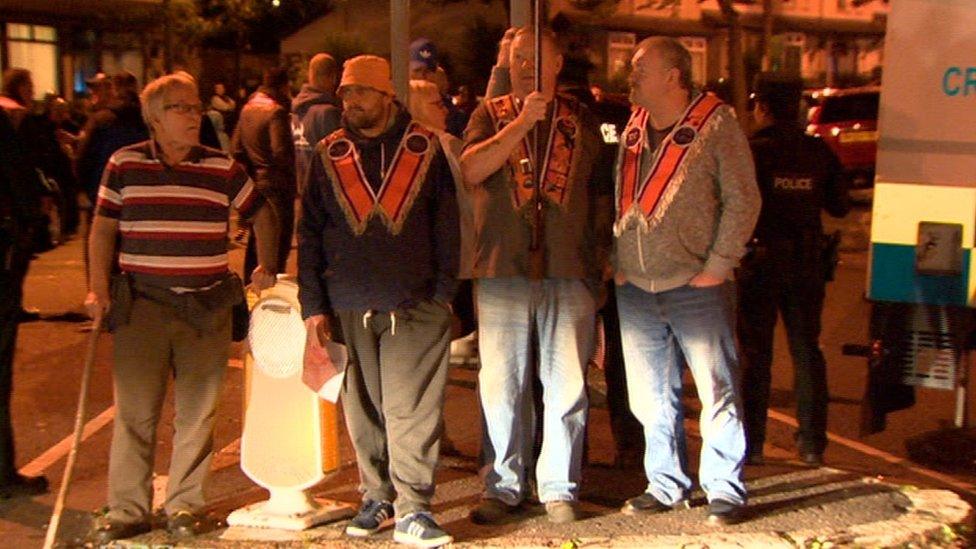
[9,211,975,548]
[100,466,969,549]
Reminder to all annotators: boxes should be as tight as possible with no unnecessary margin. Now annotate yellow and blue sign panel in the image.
[869,182,976,307]
[868,0,976,307]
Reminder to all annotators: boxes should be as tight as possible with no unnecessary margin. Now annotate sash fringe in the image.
[319,123,439,236]
[643,108,723,230]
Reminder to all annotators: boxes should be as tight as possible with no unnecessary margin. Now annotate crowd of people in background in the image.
[0,24,848,548]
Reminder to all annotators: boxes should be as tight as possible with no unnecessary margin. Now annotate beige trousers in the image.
[107,297,230,522]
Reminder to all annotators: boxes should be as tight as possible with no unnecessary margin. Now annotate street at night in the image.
[3,0,976,547]
[1,205,973,546]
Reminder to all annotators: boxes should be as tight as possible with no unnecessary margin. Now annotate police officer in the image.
[739,74,850,467]
[0,98,49,498]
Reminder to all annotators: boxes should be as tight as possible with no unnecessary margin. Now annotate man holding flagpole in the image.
[460,27,612,525]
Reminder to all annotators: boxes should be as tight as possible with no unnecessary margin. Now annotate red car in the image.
[805,87,880,188]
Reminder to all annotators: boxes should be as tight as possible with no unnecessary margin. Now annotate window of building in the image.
[680,37,707,86]
[607,32,636,81]
[5,23,59,99]
[782,0,813,11]
[770,33,805,76]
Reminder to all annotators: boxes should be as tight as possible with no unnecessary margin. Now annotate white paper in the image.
[316,340,348,404]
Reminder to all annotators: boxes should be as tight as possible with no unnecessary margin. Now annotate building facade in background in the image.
[0,0,164,100]
[553,0,888,90]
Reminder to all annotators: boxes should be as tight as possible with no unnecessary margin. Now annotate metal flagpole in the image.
[528,0,545,279]
[391,0,410,101]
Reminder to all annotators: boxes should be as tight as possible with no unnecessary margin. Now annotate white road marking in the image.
[152,475,168,509]
[18,407,115,478]
[18,361,975,501]
[767,408,976,496]
[18,361,245,477]
[212,438,242,470]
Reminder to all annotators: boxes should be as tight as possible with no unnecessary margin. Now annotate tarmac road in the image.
[1,204,973,547]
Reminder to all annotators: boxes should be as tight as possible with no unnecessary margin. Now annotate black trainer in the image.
[801,452,824,467]
[345,499,394,537]
[706,498,745,526]
[89,516,152,545]
[167,510,205,538]
[393,512,453,547]
[621,492,690,515]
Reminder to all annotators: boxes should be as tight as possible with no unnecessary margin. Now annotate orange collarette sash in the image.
[617,93,724,224]
[319,122,438,235]
[485,94,581,210]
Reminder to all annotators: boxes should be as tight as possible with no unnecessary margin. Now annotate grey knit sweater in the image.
[613,100,760,293]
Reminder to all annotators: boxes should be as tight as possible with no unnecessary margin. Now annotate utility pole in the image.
[716,0,749,124]
[163,0,173,73]
[510,0,531,27]
[761,0,775,71]
[391,0,410,101]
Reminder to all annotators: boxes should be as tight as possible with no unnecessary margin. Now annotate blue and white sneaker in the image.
[345,499,394,537]
[393,512,453,547]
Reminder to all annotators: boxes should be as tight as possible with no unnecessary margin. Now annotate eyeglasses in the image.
[163,103,204,115]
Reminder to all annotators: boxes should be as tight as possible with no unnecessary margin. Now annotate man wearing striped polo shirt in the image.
[85,72,278,544]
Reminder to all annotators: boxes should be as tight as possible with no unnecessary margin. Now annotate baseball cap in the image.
[410,38,438,72]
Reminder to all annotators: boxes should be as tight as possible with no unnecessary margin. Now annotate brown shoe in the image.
[545,500,579,523]
[470,498,522,525]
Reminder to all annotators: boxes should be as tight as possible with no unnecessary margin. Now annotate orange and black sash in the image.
[485,94,581,210]
[319,122,438,235]
[617,93,724,225]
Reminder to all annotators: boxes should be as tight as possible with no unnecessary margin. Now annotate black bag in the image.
[207,272,249,342]
[232,292,250,342]
[131,272,248,340]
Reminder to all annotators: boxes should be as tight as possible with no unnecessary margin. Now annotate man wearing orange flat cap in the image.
[297,55,459,548]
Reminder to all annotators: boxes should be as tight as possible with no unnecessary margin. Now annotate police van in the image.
[862,0,974,431]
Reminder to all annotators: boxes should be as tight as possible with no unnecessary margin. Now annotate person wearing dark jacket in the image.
[199,112,222,150]
[298,55,458,547]
[0,74,49,498]
[232,67,296,282]
[76,73,149,208]
[739,74,850,468]
[39,96,81,236]
[2,69,66,251]
[292,53,341,195]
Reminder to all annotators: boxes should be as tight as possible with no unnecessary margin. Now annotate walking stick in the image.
[43,311,103,549]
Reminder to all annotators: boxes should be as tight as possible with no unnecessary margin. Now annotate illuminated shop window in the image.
[5,23,59,99]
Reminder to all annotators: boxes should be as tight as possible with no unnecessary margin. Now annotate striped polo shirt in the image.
[95,141,263,289]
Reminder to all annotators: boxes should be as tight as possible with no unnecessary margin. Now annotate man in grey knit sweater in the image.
[613,37,760,526]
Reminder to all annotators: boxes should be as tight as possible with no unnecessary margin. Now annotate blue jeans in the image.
[477,278,595,504]
[617,282,747,505]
